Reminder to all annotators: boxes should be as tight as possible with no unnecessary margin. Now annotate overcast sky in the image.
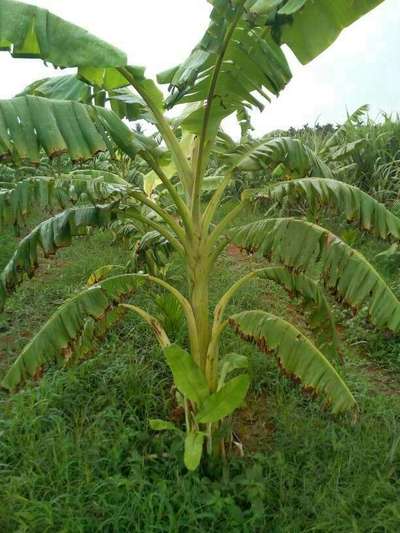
[0,0,398,136]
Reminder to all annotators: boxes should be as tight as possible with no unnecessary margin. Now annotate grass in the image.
[0,215,400,531]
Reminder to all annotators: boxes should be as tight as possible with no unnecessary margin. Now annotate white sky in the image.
[0,0,398,137]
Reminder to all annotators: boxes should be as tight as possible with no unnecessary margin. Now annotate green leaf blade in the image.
[149,419,179,432]
[234,217,400,334]
[0,0,127,70]
[267,178,400,241]
[164,345,209,405]
[280,0,384,65]
[184,431,205,471]
[229,310,356,414]
[1,274,144,391]
[196,374,250,424]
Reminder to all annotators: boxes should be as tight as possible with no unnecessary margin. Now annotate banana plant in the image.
[0,0,390,471]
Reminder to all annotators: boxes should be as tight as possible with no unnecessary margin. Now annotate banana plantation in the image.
[0,0,399,530]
